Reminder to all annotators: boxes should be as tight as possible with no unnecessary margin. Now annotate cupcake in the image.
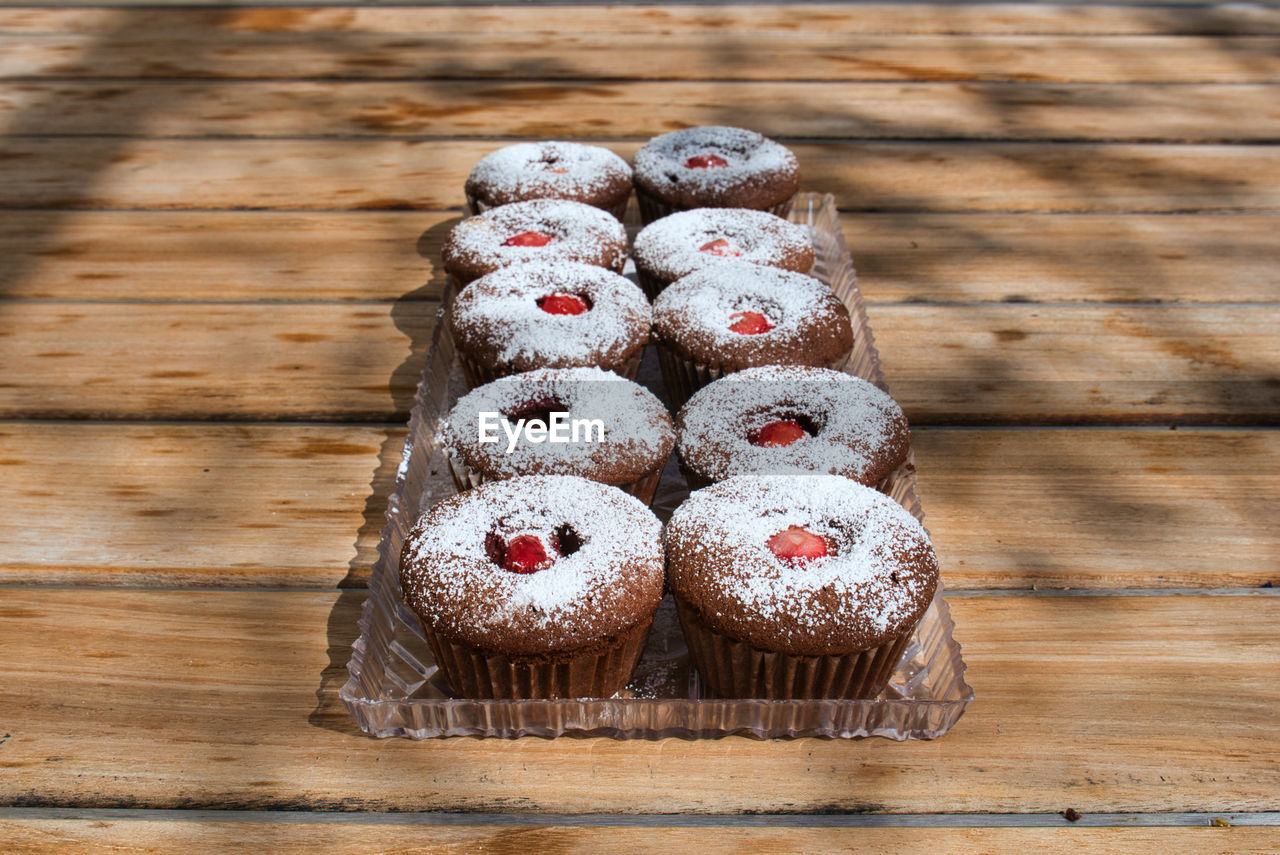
[632,126,800,224]
[465,141,633,219]
[448,260,651,387]
[441,198,628,294]
[399,475,665,699]
[632,208,814,300]
[651,261,854,409]
[676,366,910,491]
[665,474,939,700]
[440,367,675,505]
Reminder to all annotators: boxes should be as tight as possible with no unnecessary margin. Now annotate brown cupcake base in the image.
[675,598,913,700]
[636,188,794,226]
[467,193,631,223]
[445,450,666,507]
[678,448,912,497]
[655,343,853,412]
[421,616,654,699]
[456,347,644,390]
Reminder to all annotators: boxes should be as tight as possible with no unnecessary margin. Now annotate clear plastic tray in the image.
[340,193,973,739]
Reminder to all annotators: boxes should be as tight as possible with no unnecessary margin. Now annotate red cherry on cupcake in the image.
[749,419,808,448]
[503,230,554,247]
[500,534,554,574]
[727,310,774,335]
[767,526,831,563]
[537,294,589,316]
[698,238,742,257]
[685,153,728,169]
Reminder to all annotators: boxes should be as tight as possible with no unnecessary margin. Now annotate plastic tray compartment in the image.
[341,192,973,739]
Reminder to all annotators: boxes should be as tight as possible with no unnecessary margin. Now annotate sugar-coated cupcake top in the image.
[442,199,628,285]
[400,475,665,655]
[465,141,633,212]
[442,367,674,485]
[677,366,910,486]
[633,126,800,210]
[633,208,814,287]
[449,260,651,374]
[651,261,853,370]
[665,474,939,656]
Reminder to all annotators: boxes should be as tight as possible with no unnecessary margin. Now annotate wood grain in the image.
[1,140,1276,213]
[3,17,1277,83]
[1,211,1275,305]
[1,821,1275,855]
[0,590,1275,814]
[1,302,1275,423]
[4,5,1277,37]
[0,424,1275,589]
[6,80,1278,142]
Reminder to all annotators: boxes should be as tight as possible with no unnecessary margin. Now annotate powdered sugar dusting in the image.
[677,366,909,484]
[665,475,937,654]
[401,475,664,654]
[443,199,627,279]
[450,260,650,373]
[634,126,798,201]
[633,208,813,283]
[466,142,632,208]
[442,366,674,483]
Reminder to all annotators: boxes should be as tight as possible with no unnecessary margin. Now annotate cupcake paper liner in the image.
[467,193,632,223]
[420,615,655,700]
[674,598,913,700]
[445,449,666,506]
[456,346,644,391]
[636,187,794,226]
[655,343,852,412]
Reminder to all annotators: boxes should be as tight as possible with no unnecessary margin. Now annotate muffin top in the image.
[400,475,665,655]
[449,260,651,375]
[633,126,800,211]
[665,475,939,656]
[676,366,910,486]
[651,261,853,370]
[442,367,674,485]
[442,199,628,286]
[633,208,814,289]
[465,141,633,212]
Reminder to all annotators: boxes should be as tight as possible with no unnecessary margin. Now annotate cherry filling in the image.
[537,155,568,174]
[536,293,590,315]
[727,310,774,335]
[684,153,729,169]
[767,526,831,564]
[503,230,555,248]
[698,238,741,257]
[486,524,583,575]
[749,419,808,447]
[501,396,566,431]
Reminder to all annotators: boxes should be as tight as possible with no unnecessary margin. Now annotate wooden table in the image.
[1,1,1277,851]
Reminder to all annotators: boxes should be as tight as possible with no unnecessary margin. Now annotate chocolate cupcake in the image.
[441,198,628,293]
[665,474,939,700]
[676,366,910,491]
[632,208,814,300]
[465,141,633,219]
[632,126,800,224]
[651,261,854,409]
[441,367,675,505]
[448,260,651,388]
[400,475,665,699]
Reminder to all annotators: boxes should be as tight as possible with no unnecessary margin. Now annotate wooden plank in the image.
[0,423,402,588]
[0,425,1276,589]
[5,80,1278,143]
[1,302,1276,423]
[1,140,1276,213]
[846,213,1280,305]
[0,820,1275,855]
[2,211,1276,305]
[4,5,1278,37]
[0,302,435,421]
[0,591,1275,813]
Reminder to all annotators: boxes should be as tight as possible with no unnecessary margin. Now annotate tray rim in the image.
[339,191,974,740]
